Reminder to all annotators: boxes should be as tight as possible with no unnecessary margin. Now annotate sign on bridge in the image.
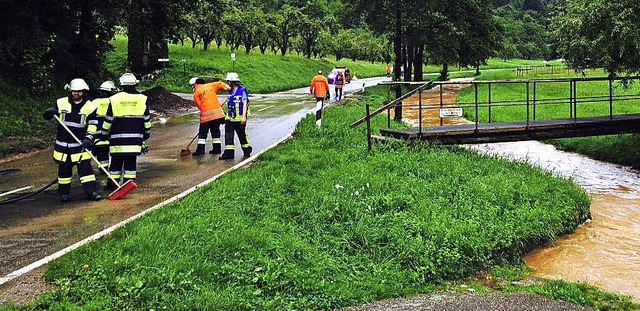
[439,107,463,118]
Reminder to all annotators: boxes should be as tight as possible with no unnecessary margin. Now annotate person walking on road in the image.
[102,73,151,191]
[310,70,329,104]
[91,80,118,174]
[310,70,330,126]
[42,78,102,202]
[190,77,231,156]
[219,72,252,160]
[386,64,391,77]
[334,71,345,102]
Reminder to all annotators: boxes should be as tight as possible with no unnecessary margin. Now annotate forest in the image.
[0,0,638,95]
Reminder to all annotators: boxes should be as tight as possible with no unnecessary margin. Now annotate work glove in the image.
[81,138,93,150]
[141,141,149,154]
[43,107,57,120]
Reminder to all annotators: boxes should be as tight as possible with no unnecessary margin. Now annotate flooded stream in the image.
[469,141,640,302]
[402,83,640,302]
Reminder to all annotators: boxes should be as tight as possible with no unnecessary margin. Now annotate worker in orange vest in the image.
[190,77,231,156]
[310,70,330,126]
[310,70,330,103]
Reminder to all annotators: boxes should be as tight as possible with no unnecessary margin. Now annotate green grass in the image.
[107,36,387,94]
[5,91,603,310]
[0,79,55,157]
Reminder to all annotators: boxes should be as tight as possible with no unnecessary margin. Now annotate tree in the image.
[551,0,640,76]
[0,0,122,92]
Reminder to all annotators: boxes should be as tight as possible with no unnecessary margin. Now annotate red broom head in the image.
[108,180,138,200]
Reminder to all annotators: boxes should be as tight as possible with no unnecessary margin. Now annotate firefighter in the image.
[189,77,231,156]
[92,81,118,174]
[102,73,151,190]
[42,78,102,202]
[219,72,252,160]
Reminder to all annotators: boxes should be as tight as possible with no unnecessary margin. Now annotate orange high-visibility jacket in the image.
[193,81,230,123]
[310,74,329,98]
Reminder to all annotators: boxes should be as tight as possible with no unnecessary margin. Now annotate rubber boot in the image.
[218,150,234,160]
[242,146,253,158]
[192,144,205,156]
[209,143,222,154]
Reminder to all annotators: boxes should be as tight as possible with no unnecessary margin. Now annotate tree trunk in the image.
[393,0,403,122]
[439,63,449,81]
[413,43,424,82]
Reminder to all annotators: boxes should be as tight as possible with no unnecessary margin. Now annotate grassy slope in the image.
[19,96,598,310]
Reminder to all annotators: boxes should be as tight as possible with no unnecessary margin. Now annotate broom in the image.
[54,115,138,200]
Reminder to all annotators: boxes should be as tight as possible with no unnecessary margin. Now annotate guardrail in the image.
[352,76,640,149]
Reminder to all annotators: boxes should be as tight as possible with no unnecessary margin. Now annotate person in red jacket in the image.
[190,77,231,156]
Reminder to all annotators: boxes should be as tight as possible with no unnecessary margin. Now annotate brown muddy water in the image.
[401,82,640,302]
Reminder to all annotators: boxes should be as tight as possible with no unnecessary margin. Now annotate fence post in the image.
[533,81,537,121]
[439,84,444,126]
[418,89,423,134]
[609,78,613,121]
[526,81,530,130]
[474,83,479,132]
[569,80,573,118]
[488,82,492,123]
[366,104,372,151]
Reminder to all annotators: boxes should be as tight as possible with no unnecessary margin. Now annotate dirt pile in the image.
[142,86,193,116]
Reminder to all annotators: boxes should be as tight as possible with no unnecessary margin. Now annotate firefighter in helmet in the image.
[42,78,102,202]
[102,73,151,191]
[92,80,118,174]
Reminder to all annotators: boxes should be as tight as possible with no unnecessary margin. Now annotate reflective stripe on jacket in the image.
[93,97,110,146]
[52,96,98,163]
[104,91,151,155]
[226,85,249,122]
[194,81,230,123]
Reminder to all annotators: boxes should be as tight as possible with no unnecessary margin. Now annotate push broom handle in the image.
[53,115,120,186]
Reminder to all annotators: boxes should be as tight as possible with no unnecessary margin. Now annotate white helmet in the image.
[225,72,241,82]
[119,73,139,86]
[189,77,205,86]
[98,80,118,92]
[68,78,90,91]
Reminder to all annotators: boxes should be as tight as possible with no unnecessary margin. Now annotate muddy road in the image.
[0,78,389,304]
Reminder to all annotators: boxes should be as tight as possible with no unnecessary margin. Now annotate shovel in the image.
[180,133,199,157]
[54,115,138,200]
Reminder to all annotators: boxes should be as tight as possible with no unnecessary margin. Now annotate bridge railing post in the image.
[418,89,423,134]
[573,80,577,123]
[609,78,613,121]
[533,81,537,121]
[488,82,492,123]
[569,80,573,118]
[366,104,372,151]
[439,84,444,126]
[474,83,479,132]
[526,81,530,129]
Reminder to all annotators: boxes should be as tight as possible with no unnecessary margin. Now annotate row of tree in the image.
[1,0,638,95]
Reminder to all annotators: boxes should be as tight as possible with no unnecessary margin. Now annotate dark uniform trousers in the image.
[196,118,225,154]
[58,157,97,196]
[223,120,252,157]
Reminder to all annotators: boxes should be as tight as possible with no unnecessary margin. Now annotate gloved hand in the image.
[81,138,93,150]
[43,107,57,120]
[141,141,149,154]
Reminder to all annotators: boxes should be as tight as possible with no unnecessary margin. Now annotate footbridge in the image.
[351,77,640,148]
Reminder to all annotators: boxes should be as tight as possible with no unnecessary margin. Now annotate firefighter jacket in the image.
[193,81,230,123]
[50,96,99,163]
[92,97,111,146]
[310,74,329,98]
[103,90,151,155]
[226,85,249,122]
